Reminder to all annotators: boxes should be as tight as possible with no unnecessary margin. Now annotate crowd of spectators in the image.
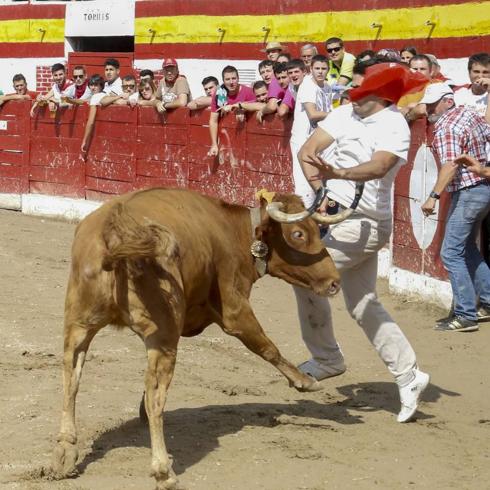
[0,40,488,157]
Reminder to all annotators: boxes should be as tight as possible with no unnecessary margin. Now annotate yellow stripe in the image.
[0,18,64,43]
[135,2,490,44]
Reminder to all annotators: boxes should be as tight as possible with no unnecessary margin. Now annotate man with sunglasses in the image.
[100,75,139,107]
[62,66,91,102]
[325,37,356,87]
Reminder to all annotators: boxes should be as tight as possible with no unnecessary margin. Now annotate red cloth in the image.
[75,81,88,99]
[349,63,429,103]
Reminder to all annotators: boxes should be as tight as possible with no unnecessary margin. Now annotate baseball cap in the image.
[162,58,178,68]
[261,42,284,53]
[419,83,454,104]
[349,62,429,103]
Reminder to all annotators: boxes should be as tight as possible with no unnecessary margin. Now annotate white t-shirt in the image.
[318,103,410,221]
[89,92,105,106]
[454,86,488,116]
[291,75,332,145]
[103,77,123,96]
[52,80,74,102]
[62,84,92,101]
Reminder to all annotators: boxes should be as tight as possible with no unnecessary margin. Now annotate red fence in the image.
[0,101,293,207]
[0,99,447,280]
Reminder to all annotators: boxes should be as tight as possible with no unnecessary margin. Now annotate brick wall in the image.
[36,66,53,94]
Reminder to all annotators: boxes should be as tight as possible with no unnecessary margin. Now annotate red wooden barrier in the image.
[0,100,30,194]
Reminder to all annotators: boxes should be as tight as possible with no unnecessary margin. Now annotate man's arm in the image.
[0,94,31,106]
[208,111,220,156]
[455,153,490,178]
[100,94,126,106]
[337,76,351,86]
[421,162,458,216]
[81,105,98,155]
[162,93,188,109]
[303,101,328,123]
[277,102,291,117]
[187,96,212,110]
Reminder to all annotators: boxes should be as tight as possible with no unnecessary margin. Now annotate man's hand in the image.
[454,154,484,176]
[0,98,4,107]
[207,144,219,157]
[256,109,264,123]
[475,77,490,92]
[421,197,437,217]
[220,105,233,114]
[156,101,166,113]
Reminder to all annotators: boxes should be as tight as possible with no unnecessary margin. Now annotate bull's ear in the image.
[254,222,268,242]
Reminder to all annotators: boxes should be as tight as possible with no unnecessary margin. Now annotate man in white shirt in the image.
[290,56,333,208]
[295,62,430,423]
[103,58,123,96]
[454,52,490,123]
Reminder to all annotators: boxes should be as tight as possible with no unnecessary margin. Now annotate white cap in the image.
[419,83,454,104]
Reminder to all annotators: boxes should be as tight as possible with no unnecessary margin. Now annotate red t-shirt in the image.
[211,84,256,113]
[5,90,38,99]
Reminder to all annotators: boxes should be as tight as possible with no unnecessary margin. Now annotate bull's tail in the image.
[101,202,178,272]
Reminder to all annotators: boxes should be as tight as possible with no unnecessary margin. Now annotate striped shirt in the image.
[432,106,490,192]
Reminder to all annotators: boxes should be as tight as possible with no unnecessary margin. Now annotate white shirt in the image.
[318,103,410,221]
[291,75,332,145]
[454,86,488,116]
[62,84,92,101]
[103,77,123,96]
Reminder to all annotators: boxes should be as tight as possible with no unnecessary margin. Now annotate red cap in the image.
[349,63,429,104]
[162,58,178,68]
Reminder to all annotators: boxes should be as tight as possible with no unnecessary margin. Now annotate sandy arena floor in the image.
[0,208,489,490]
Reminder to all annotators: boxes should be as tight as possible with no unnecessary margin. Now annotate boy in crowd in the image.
[156,58,192,113]
[0,74,37,106]
[225,80,269,114]
[208,65,255,157]
[187,76,219,110]
[100,74,139,107]
[62,66,91,102]
[258,60,275,85]
[103,58,123,95]
[139,69,155,83]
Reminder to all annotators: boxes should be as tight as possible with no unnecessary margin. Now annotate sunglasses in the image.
[327,47,342,53]
[122,84,135,89]
[73,74,85,79]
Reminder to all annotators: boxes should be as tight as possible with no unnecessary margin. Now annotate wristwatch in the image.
[429,191,441,199]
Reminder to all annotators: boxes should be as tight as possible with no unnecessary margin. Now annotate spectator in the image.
[261,42,285,62]
[62,65,91,102]
[258,60,275,85]
[208,65,256,156]
[226,81,269,114]
[325,37,355,86]
[300,44,318,73]
[376,48,402,63]
[256,62,295,121]
[103,58,123,95]
[100,74,139,107]
[409,54,433,79]
[138,78,158,106]
[454,52,490,121]
[0,74,37,107]
[139,69,155,82]
[187,76,219,110]
[62,73,105,106]
[400,46,417,64]
[421,83,490,332]
[355,49,376,64]
[425,54,448,81]
[277,53,292,64]
[30,63,74,117]
[156,58,192,113]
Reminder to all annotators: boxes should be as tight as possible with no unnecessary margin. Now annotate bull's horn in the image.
[266,202,311,223]
[311,183,365,225]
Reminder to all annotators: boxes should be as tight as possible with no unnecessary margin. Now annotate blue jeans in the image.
[441,183,490,321]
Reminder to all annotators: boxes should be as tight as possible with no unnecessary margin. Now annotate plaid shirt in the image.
[432,106,490,192]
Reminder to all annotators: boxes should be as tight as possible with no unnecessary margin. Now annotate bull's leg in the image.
[221,303,322,392]
[52,323,100,477]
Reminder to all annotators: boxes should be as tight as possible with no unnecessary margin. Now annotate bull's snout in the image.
[313,278,340,297]
[327,280,341,297]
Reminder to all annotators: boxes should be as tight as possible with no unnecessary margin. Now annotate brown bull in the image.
[51,188,340,489]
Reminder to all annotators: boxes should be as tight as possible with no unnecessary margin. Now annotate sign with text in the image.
[65,0,135,37]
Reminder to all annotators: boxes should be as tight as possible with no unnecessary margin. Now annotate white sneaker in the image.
[298,358,346,381]
[397,369,430,423]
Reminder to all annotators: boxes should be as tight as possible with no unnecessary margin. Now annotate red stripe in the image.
[0,43,64,58]
[0,4,65,21]
[135,0,472,17]
[135,35,490,61]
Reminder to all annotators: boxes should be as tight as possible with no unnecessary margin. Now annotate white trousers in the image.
[290,140,316,208]
[294,213,417,386]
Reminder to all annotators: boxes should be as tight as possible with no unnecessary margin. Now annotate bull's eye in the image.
[292,230,305,240]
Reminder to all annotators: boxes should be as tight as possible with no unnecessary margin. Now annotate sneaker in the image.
[397,369,430,423]
[477,305,490,322]
[434,316,479,332]
[298,358,346,381]
[435,312,455,326]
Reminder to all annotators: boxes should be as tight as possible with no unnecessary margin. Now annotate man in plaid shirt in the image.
[422,83,490,332]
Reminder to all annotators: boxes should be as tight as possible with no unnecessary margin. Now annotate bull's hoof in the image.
[51,441,79,479]
[292,375,323,393]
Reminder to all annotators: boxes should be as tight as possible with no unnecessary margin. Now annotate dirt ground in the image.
[0,208,489,490]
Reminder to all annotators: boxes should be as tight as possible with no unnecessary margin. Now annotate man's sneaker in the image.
[434,316,479,332]
[477,305,490,322]
[397,369,430,423]
[298,358,346,381]
[435,312,455,326]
